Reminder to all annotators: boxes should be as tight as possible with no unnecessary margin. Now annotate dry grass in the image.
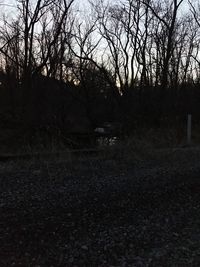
[98,126,200,165]
[0,125,200,168]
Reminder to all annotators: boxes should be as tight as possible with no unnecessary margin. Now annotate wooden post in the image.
[187,114,192,145]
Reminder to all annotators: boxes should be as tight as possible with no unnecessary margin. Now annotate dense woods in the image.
[0,0,200,147]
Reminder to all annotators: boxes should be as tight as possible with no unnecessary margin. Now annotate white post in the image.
[187,114,192,145]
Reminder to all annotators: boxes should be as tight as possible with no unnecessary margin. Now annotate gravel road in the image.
[0,148,200,266]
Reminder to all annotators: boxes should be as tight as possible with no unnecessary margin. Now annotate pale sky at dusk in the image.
[0,0,195,26]
[0,0,191,15]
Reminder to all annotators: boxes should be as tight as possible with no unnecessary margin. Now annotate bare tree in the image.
[189,0,200,27]
[0,0,75,126]
[143,0,184,89]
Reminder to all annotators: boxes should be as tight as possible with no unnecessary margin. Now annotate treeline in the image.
[0,0,200,137]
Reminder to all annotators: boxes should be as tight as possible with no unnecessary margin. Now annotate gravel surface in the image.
[0,147,200,266]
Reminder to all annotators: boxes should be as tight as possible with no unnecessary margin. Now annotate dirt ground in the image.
[0,147,200,266]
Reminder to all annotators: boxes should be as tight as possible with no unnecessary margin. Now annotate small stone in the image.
[81,245,88,250]
[33,170,41,175]
[68,257,74,263]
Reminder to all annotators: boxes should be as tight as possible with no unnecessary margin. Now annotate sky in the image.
[0,0,191,14]
[0,0,195,27]
[0,0,92,19]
